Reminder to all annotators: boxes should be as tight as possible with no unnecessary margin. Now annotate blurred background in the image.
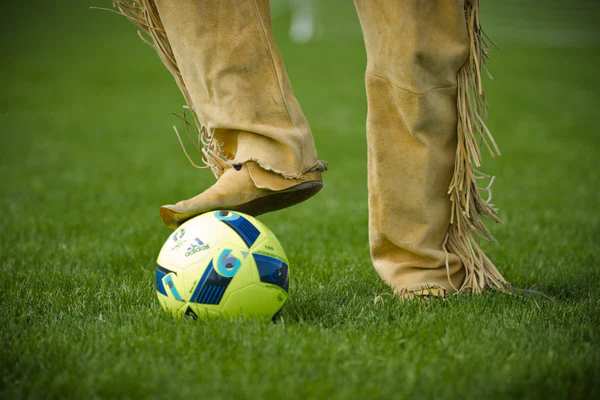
[1,1,599,398]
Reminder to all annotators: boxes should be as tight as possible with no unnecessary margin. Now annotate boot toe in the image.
[159,205,181,230]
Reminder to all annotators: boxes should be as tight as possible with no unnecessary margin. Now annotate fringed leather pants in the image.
[115,0,508,295]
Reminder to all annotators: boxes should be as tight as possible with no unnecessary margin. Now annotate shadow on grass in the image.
[278,281,533,328]
[523,269,600,302]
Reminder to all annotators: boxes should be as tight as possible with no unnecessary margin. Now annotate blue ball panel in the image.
[155,265,173,296]
[190,260,233,305]
[252,253,289,292]
[215,211,260,247]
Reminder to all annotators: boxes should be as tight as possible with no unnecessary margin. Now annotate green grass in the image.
[1,1,599,398]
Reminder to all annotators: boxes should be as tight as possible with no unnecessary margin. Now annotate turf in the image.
[1,1,599,399]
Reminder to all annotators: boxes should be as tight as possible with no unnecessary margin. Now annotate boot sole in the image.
[160,180,323,229]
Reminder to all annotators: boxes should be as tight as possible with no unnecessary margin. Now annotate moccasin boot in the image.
[160,161,322,229]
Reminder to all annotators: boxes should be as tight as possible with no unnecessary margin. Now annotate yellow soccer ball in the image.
[154,210,289,320]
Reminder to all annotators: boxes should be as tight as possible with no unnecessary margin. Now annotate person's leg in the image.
[353,0,508,295]
[114,0,325,227]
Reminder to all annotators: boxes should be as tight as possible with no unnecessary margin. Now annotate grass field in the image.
[1,1,600,398]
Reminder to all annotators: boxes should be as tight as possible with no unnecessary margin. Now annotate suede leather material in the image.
[159,161,323,229]
[355,0,469,292]
[154,0,319,179]
[147,0,486,294]
[246,162,321,191]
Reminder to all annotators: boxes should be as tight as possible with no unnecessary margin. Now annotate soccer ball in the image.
[154,210,289,320]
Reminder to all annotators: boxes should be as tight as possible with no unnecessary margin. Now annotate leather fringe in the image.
[444,0,509,293]
[112,0,227,178]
